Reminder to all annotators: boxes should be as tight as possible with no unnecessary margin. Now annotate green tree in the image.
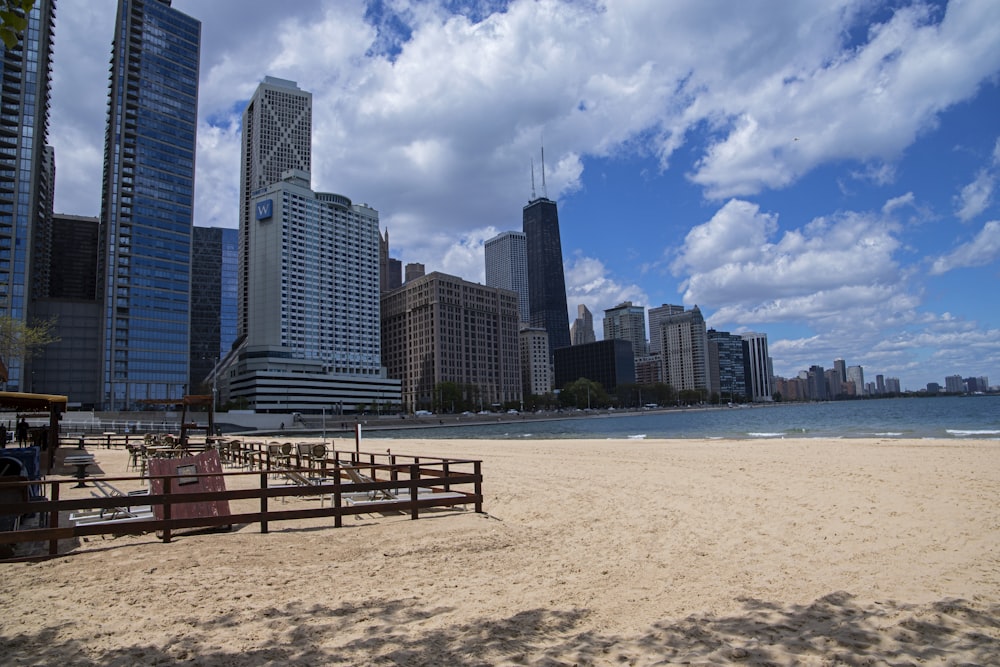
[0,315,59,386]
[1,0,36,49]
[559,377,610,409]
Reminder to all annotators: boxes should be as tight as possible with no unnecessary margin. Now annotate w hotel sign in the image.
[255,199,274,220]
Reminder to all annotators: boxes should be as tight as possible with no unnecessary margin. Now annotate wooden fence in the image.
[0,447,483,561]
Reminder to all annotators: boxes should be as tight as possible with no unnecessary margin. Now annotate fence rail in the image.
[0,449,483,561]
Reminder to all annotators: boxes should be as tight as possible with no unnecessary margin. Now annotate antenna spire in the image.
[540,145,547,198]
[530,158,536,200]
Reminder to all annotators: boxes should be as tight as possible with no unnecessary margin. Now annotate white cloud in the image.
[954,169,995,222]
[929,220,1000,274]
[672,199,904,321]
[882,192,915,215]
[565,254,648,335]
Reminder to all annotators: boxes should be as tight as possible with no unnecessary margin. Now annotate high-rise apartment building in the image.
[189,226,237,395]
[98,0,201,408]
[707,329,748,402]
[741,332,773,402]
[944,375,964,394]
[658,306,709,393]
[570,304,596,346]
[381,272,522,412]
[603,301,647,359]
[238,77,311,337]
[485,230,529,324]
[523,196,570,356]
[647,304,685,358]
[229,170,399,412]
[833,358,847,384]
[519,326,552,397]
[846,365,865,396]
[0,0,54,390]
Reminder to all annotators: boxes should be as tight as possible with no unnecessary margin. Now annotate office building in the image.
[603,301,647,359]
[228,170,399,412]
[485,230,529,324]
[523,194,570,356]
[944,375,965,394]
[238,76,311,337]
[634,355,661,385]
[30,214,102,406]
[379,229,402,293]
[658,306,709,394]
[741,332,773,402]
[519,326,552,397]
[97,0,201,409]
[647,304,685,358]
[381,272,521,413]
[707,329,748,402]
[189,226,237,396]
[808,365,827,400]
[553,339,635,393]
[0,0,54,390]
[846,365,865,396]
[833,358,847,384]
[405,262,425,283]
[570,304,596,346]
[825,368,843,399]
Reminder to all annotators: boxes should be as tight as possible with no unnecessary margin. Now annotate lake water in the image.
[367,395,1000,440]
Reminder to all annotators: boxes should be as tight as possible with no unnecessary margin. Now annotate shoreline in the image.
[5,436,999,664]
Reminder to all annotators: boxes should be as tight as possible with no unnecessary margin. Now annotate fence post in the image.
[474,461,482,514]
[48,482,59,556]
[333,467,342,528]
[161,476,172,543]
[260,471,269,534]
[409,463,419,520]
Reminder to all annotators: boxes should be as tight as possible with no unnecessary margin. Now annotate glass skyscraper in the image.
[98,0,201,408]
[189,226,237,394]
[0,0,54,390]
[523,196,570,357]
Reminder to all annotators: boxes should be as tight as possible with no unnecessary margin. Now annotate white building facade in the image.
[485,230,530,325]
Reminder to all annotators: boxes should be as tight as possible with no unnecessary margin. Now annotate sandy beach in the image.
[3,436,999,665]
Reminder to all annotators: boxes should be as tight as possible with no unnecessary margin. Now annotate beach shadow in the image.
[2,592,997,665]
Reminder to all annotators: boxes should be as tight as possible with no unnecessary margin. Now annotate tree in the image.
[0,315,59,386]
[1,0,36,49]
[559,378,610,409]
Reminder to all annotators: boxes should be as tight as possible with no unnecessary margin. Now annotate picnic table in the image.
[63,454,96,488]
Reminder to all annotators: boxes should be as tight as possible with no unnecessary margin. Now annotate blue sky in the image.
[50,1,1000,391]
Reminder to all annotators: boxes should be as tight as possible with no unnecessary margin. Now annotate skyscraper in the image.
[742,332,773,402]
[603,301,647,359]
[647,304,686,358]
[570,304,596,345]
[98,0,201,408]
[658,305,709,393]
[233,170,399,412]
[238,77,311,336]
[485,230,529,324]
[523,195,570,356]
[189,226,237,395]
[707,329,748,402]
[0,0,54,390]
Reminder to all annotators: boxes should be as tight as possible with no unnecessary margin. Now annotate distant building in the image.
[523,194,570,358]
[553,339,635,393]
[519,327,552,397]
[833,358,847,385]
[570,304,596,345]
[846,365,865,396]
[634,355,662,385]
[884,377,901,394]
[825,369,842,399]
[379,229,402,293]
[707,329,748,401]
[381,272,521,412]
[647,304,685,358]
[405,262,425,283]
[30,215,101,406]
[485,230,530,324]
[658,306,709,394]
[189,226,237,396]
[742,332,773,402]
[603,301,648,359]
[944,375,965,394]
[926,382,941,395]
[239,76,312,338]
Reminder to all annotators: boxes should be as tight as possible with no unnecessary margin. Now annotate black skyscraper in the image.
[523,197,571,356]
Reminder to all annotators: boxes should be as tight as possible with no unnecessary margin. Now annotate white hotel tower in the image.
[228,169,400,413]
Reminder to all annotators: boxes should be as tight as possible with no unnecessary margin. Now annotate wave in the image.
[946,429,1000,436]
[627,434,647,439]
[747,432,784,438]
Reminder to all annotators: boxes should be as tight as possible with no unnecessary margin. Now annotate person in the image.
[16,417,28,447]
[0,423,6,449]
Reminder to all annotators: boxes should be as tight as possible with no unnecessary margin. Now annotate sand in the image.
[3,436,999,665]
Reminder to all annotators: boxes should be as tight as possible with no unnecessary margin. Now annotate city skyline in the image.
[48,1,1000,391]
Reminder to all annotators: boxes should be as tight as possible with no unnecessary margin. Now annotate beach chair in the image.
[341,464,396,501]
[88,479,152,521]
